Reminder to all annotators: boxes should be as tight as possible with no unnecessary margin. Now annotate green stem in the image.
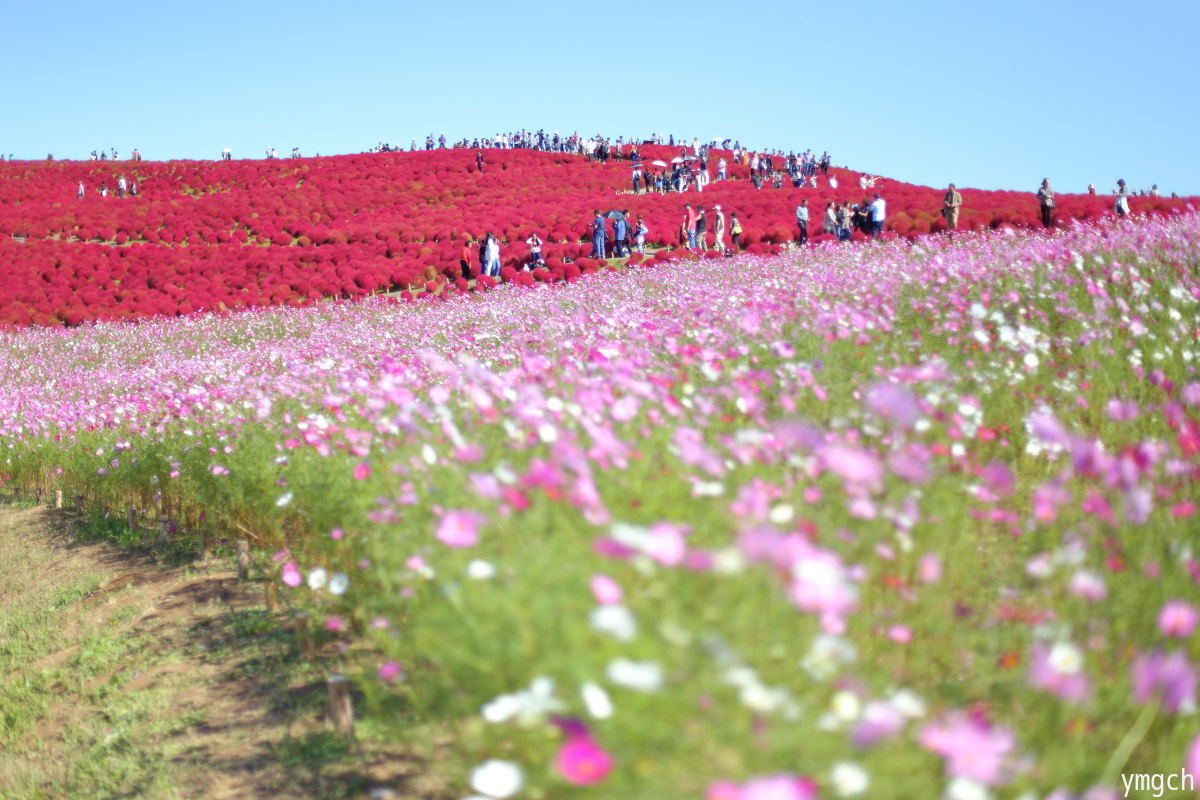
[1101,699,1160,788]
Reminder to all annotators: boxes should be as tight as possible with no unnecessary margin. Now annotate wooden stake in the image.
[55,490,63,509]
[158,515,169,546]
[35,488,43,505]
[236,539,250,580]
[265,579,280,612]
[295,612,315,660]
[128,507,137,533]
[326,674,355,733]
[199,528,211,560]
[75,494,83,513]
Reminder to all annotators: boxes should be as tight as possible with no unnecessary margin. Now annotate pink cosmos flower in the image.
[738,774,818,800]
[1158,601,1198,638]
[645,522,688,566]
[353,462,371,480]
[853,700,906,747]
[324,616,345,632]
[865,382,921,430]
[436,510,485,548]
[888,625,912,644]
[1028,642,1091,703]
[919,554,942,583]
[1187,733,1200,786]
[378,660,404,683]
[590,574,623,605]
[1132,650,1197,713]
[819,444,884,495]
[555,734,615,785]
[281,562,302,587]
[920,713,1016,786]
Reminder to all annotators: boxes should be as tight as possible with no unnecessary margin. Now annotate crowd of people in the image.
[76,175,138,199]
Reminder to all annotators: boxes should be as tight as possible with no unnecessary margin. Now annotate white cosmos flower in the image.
[581,682,614,719]
[466,559,497,580]
[1048,641,1083,675]
[831,762,870,797]
[469,759,523,799]
[889,689,927,718]
[606,658,664,692]
[769,504,795,525]
[800,635,857,680]
[276,491,293,507]
[589,604,637,642]
[328,572,349,595]
[831,690,862,722]
[946,777,991,800]
[307,567,327,591]
[480,676,563,726]
[421,444,437,465]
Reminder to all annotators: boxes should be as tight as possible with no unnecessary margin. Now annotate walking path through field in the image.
[0,504,445,800]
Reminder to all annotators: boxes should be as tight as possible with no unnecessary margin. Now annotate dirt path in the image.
[0,503,440,800]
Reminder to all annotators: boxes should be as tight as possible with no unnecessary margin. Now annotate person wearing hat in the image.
[713,205,727,254]
[942,184,963,231]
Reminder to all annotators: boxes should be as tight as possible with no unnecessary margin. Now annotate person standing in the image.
[713,205,727,253]
[1114,179,1130,216]
[717,157,727,181]
[475,151,485,173]
[77,181,85,199]
[684,203,697,249]
[460,241,474,280]
[942,183,963,231]
[729,213,742,252]
[525,233,544,267]
[837,202,854,242]
[823,202,838,236]
[795,199,810,244]
[485,233,501,276]
[694,205,708,251]
[613,212,629,257]
[869,193,886,237]
[117,175,127,198]
[591,210,607,259]
[1037,179,1054,228]
[635,215,648,255]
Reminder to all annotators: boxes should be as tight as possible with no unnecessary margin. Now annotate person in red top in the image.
[460,243,473,280]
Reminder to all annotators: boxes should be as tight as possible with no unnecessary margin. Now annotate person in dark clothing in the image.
[1037,179,1054,227]
[591,210,606,259]
[694,206,708,251]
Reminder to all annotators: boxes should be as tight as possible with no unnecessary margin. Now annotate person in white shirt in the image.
[869,194,886,237]
[77,181,85,199]
[717,158,727,180]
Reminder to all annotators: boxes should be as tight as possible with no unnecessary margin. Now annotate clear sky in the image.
[2,0,1196,195]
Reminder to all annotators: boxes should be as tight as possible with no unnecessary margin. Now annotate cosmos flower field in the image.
[2,212,1199,799]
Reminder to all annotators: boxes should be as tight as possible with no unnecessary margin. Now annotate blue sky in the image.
[2,0,1195,194]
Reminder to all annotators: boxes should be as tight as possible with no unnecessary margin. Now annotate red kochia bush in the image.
[0,149,1192,327]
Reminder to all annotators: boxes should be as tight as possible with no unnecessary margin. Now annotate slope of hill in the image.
[0,147,1192,327]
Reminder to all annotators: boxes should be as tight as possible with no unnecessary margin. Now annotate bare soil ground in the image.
[0,503,451,800]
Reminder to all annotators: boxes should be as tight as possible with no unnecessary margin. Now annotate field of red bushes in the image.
[0,146,1192,327]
